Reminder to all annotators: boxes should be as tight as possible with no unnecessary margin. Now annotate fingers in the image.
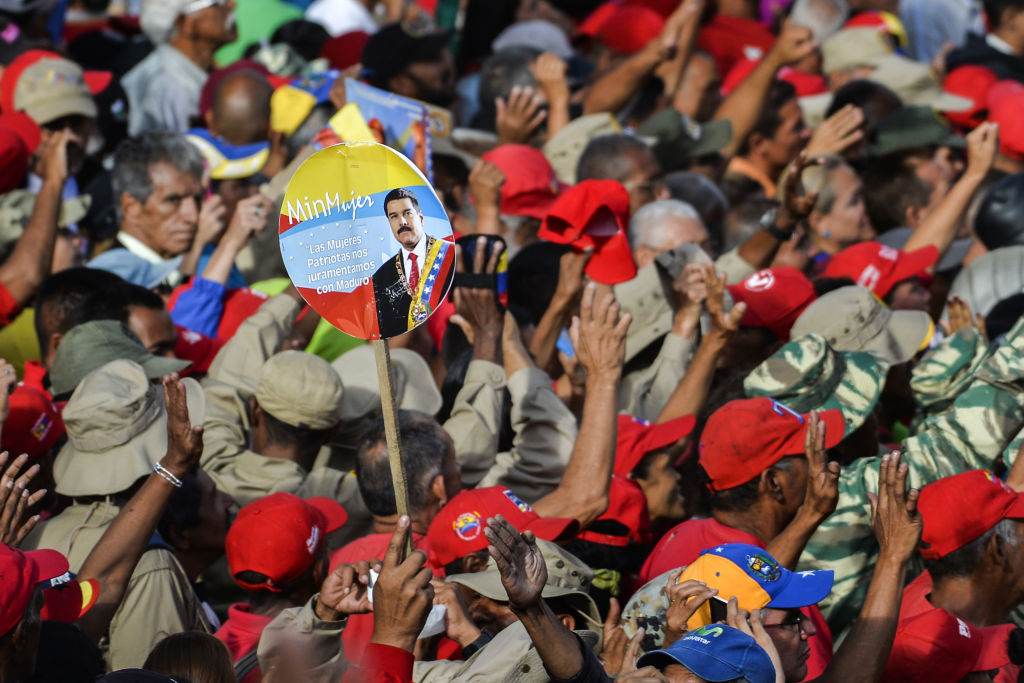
[486,240,502,274]
[621,628,645,673]
[804,411,822,468]
[473,236,486,274]
[383,515,412,570]
[605,596,622,630]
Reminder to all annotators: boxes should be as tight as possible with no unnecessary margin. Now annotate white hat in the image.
[140,0,192,44]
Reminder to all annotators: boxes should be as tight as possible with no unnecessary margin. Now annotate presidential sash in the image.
[407,237,451,329]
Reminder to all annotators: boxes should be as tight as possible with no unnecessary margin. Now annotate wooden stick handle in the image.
[373,338,414,560]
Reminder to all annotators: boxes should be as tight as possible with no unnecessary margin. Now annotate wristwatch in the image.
[759,207,793,241]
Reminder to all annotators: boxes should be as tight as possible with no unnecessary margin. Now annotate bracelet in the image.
[153,462,183,488]
[765,223,795,241]
[461,630,493,658]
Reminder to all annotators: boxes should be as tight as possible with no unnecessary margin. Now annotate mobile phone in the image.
[708,594,729,624]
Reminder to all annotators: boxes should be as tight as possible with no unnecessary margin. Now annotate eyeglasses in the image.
[764,612,805,634]
[181,0,228,14]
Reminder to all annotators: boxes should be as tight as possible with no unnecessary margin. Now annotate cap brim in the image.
[26,548,69,583]
[766,568,835,609]
[865,309,933,364]
[638,414,697,454]
[305,497,349,533]
[887,246,940,291]
[813,409,847,450]
[139,356,192,382]
[689,119,733,158]
[524,515,580,542]
[932,91,975,113]
[936,238,971,272]
[974,623,1015,672]
[83,70,112,95]
[447,569,509,601]
[585,233,638,285]
[41,577,99,622]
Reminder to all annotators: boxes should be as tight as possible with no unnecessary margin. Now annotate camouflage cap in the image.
[744,333,890,435]
[49,321,191,398]
[0,190,90,256]
[791,286,933,365]
[621,568,677,652]
[255,350,343,430]
[447,538,602,639]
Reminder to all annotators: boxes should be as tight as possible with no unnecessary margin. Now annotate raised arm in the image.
[0,130,70,305]
[74,374,203,643]
[533,284,630,526]
[713,21,815,159]
[529,248,591,377]
[903,122,998,258]
[811,452,921,683]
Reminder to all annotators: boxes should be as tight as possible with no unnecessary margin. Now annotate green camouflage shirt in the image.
[800,318,1024,634]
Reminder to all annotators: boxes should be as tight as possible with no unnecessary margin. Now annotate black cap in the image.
[976,172,1024,250]
[361,22,452,88]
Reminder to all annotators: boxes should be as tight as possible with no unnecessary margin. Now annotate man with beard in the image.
[360,23,457,107]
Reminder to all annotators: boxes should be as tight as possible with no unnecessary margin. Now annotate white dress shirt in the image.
[402,237,428,288]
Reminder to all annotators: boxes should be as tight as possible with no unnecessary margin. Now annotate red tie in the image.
[408,253,419,292]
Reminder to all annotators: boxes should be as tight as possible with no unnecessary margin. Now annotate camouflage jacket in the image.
[801,318,1024,634]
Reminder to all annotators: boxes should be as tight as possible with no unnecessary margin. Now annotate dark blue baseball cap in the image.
[638,624,776,683]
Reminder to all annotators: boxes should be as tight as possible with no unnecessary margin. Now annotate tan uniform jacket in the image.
[200,295,373,545]
[619,333,695,421]
[257,595,346,683]
[22,500,211,670]
[444,362,576,502]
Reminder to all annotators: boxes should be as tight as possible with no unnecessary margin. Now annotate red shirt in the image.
[21,361,49,398]
[214,603,275,683]
[640,517,832,681]
[0,282,20,328]
[330,532,460,665]
[341,644,414,683]
[697,14,776,79]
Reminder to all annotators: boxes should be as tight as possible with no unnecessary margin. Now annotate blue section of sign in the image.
[280,184,451,295]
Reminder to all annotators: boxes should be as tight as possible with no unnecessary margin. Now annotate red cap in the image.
[822,242,938,298]
[987,80,1024,161]
[0,111,39,153]
[2,384,65,461]
[426,487,579,567]
[173,325,225,376]
[699,398,845,492]
[726,267,816,341]
[943,66,998,130]
[577,1,620,37]
[597,5,664,55]
[0,124,26,194]
[885,607,1014,682]
[538,179,637,285]
[577,475,651,547]
[41,576,99,623]
[723,60,827,97]
[321,31,371,71]
[0,544,69,637]
[480,144,565,219]
[616,413,696,476]
[226,493,348,592]
[918,470,1024,560]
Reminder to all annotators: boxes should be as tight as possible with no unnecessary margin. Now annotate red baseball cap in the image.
[0,111,39,153]
[822,242,939,298]
[321,31,371,70]
[226,493,348,592]
[0,543,69,637]
[40,575,99,623]
[426,487,579,567]
[987,80,1024,161]
[726,267,816,341]
[577,475,651,547]
[577,1,620,37]
[699,398,845,492]
[943,65,998,130]
[2,384,65,461]
[616,413,696,476]
[480,144,566,219]
[722,59,827,97]
[173,325,225,377]
[918,470,1024,560]
[538,179,637,285]
[884,607,1014,682]
[597,4,664,55]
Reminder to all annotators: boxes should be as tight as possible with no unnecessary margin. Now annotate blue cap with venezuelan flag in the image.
[678,543,834,630]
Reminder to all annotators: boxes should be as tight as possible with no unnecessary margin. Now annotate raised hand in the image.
[36,128,72,186]
[602,597,629,675]
[531,52,569,105]
[316,560,376,621]
[161,374,204,480]
[868,451,922,563]
[0,452,45,547]
[554,248,594,309]
[779,152,822,230]
[196,194,228,247]
[964,121,999,180]
[226,194,274,243]
[943,295,987,339]
[484,514,547,610]
[727,599,785,683]
[805,104,865,157]
[370,515,435,652]
[664,569,718,645]
[766,20,816,68]
[570,284,631,381]
[451,237,505,356]
[704,268,745,340]
[495,85,547,145]
[801,411,841,523]
[431,579,483,647]
[467,160,506,218]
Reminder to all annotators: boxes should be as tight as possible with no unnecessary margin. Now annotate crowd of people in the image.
[3,0,1024,681]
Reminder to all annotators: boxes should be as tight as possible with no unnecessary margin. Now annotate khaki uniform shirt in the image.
[200,295,373,546]
[619,333,695,421]
[257,595,346,683]
[444,362,576,501]
[22,500,211,670]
